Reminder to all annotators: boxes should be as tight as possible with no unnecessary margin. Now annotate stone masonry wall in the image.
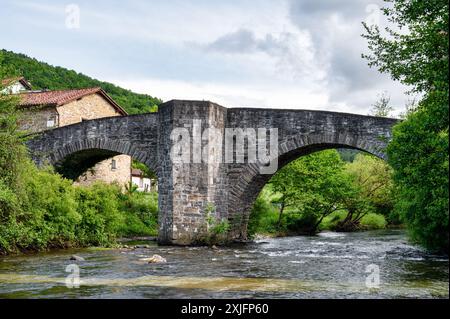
[157,100,229,245]
[57,94,122,126]
[74,154,131,187]
[19,106,59,133]
[57,93,131,187]
[224,108,399,238]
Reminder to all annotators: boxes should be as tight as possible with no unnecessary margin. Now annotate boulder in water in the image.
[70,255,85,261]
[141,254,167,264]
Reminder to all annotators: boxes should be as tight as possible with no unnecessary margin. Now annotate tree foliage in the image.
[363,0,449,252]
[388,104,448,252]
[370,91,394,117]
[336,154,395,231]
[249,150,394,236]
[269,150,359,234]
[362,0,448,94]
[0,51,28,221]
[131,160,157,179]
[0,51,159,254]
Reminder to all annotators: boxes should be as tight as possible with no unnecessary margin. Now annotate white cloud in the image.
[1,0,412,116]
[109,77,329,111]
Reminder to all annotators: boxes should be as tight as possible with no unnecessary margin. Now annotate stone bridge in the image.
[26,100,399,245]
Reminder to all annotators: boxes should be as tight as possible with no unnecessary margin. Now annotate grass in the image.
[320,210,387,231]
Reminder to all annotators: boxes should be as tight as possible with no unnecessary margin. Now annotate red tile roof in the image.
[17,87,127,115]
[131,168,143,176]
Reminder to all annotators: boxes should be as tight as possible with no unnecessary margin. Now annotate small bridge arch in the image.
[26,113,160,178]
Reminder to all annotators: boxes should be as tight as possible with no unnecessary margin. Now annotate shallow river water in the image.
[0,229,448,299]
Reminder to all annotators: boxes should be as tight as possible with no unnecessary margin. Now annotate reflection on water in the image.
[0,230,448,299]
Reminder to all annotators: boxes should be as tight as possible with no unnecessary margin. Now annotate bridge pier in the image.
[157,101,229,245]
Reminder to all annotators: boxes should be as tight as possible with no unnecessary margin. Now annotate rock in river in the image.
[140,254,167,264]
[70,255,85,261]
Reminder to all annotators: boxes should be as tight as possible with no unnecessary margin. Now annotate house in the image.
[1,77,32,94]
[131,169,155,192]
[10,79,132,188]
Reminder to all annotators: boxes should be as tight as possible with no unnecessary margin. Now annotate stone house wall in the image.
[59,93,131,188]
[19,106,59,132]
[75,154,131,187]
[56,94,122,126]
[20,92,131,187]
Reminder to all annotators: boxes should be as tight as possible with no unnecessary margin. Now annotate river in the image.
[0,229,448,299]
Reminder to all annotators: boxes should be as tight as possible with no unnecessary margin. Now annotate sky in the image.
[0,0,415,115]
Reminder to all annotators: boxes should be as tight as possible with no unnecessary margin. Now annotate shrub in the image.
[190,203,231,245]
[211,219,230,235]
[285,211,319,235]
[22,165,80,249]
[73,183,123,246]
[117,191,158,237]
[320,211,348,231]
[320,210,387,231]
[0,180,19,219]
[247,189,279,237]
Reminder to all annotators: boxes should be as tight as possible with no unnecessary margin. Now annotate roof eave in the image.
[18,78,33,90]
[98,89,128,116]
[18,103,57,109]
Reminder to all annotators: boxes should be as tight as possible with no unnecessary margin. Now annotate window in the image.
[111,159,117,170]
[46,117,55,128]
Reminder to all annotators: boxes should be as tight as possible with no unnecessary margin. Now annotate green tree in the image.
[336,154,395,231]
[131,160,157,179]
[362,0,448,94]
[269,161,302,228]
[0,52,28,238]
[248,187,279,236]
[346,154,394,215]
[363,0,449,252]
[370,91,393,117]
[0,53,25,190]
[388,106,448,251]
[270,150,356,234]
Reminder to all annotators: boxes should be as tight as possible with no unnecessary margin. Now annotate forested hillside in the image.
[1,50,161,114]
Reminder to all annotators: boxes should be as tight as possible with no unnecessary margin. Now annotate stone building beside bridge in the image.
[9,78,132,187]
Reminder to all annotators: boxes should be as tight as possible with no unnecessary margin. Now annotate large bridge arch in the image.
[227,141,391,239]
[225,108,398,239]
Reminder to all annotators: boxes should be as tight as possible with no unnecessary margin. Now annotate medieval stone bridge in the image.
[26,100,398,245]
